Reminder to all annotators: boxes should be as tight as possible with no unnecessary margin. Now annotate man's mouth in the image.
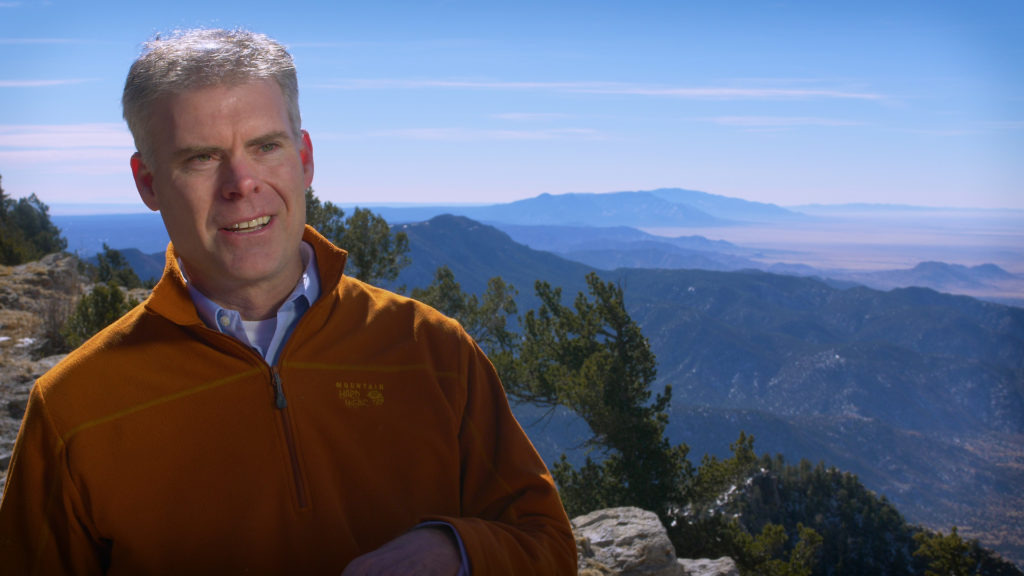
[225,216,271,232]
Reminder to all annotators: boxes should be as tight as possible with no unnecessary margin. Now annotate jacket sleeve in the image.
[428,335,577,575]
[0,385,106,575]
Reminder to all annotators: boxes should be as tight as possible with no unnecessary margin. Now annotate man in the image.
[0,29,576,575]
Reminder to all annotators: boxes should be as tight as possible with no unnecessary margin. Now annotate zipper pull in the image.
[272,370,287,410]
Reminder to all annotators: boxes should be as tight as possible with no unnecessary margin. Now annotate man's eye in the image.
[259,142,280,153]
[190,153,213,163]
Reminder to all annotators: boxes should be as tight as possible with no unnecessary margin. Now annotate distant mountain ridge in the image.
[55,187,781,255]
[367,187,806,227]
[393,215,594,309]
[780,261,1024,308]
[496,223,744,253]
[645,187,806,221]
[853,261,1020,289]
[495,223,760,272]
[56,209,1024,307]
[490,221,1024,306]
[92,248,166,285]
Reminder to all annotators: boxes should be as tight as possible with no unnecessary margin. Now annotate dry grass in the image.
[0,309,39,339]
[0,253,84,490]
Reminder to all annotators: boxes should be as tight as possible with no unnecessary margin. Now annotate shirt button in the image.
[219,314,231,328]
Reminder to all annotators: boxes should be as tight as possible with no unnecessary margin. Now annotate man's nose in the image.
[220,155,260,198]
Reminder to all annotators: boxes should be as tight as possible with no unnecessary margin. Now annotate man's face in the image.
[131,80,314,309]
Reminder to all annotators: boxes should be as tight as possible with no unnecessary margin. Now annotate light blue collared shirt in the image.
[185,242,320,366]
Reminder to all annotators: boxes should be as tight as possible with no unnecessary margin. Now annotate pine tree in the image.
[304,188,410,285]
[411,266,519,379]
[508,272,690,521]
[0,174,9,220]
[0,174,13,263]
[95,243,142,288]
[0,175,67,265]
[914,526,978,576]
[338,207,411,285]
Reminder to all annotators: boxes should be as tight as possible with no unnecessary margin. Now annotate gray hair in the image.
[122,28,301,162]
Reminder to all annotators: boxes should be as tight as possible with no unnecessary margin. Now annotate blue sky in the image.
[1,0,1022,211]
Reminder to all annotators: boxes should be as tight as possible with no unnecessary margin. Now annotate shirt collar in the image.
[184,241,320,332]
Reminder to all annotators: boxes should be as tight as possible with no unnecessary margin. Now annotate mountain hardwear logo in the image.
[336,382,384,408]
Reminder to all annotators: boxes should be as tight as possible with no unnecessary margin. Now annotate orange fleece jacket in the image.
[0,226,576,575]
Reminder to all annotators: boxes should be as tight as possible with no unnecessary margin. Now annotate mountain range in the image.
[390,214,1024,567]
[55,188,1024,307]
[365,187,806,227]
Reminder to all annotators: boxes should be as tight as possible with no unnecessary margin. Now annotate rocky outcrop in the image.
[572,506,737,576]
[0,253,83,493]
[677,558,739,576]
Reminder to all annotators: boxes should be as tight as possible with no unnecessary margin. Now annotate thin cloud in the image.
[0,38,78,44]
[287,39,476,49]
[897,121,1024,136]
[0,78,92,87]
[369,127,602,141]
[0,148,128,165]
[317,78,884,101]
[600,86,881,100]
[492,113,571,122]
[319,79,598,91]
[980,120,1024,131]
[284,40,386,49]
[708,116,863,127]
[901,128,982,136]
[0,123,132,148]
[0,144,130,177]
[0,124,134,174]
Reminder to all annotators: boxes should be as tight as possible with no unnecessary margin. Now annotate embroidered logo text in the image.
[336,381,385,408]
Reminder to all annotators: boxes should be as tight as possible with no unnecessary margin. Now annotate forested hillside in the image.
[682,448,1024,576]
[393,214,1024,568]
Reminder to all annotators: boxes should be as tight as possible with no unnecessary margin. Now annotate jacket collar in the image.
[144,225,349,327]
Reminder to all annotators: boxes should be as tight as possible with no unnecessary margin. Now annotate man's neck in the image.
[181,260,304,321]
[206,281,299,321]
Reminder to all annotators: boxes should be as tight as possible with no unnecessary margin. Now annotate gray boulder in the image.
[572,507,683,576]
[572,507,739,576]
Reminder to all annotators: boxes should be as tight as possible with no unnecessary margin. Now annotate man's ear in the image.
[300,130,314,188]
[131,152,160,211]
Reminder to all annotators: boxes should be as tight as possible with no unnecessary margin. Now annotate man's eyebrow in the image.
[172,145,221,162]
[246,131,292,148]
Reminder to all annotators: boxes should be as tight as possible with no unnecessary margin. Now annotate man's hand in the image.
[341,526,462,576]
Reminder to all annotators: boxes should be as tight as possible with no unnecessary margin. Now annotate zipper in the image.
[194,323,311,510]
[271,367,309,509]
[272,370,288,409]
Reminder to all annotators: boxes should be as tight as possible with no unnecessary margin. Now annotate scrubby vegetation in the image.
[0,176,66,266]
[0,176,144,354]
[60,283,139,350]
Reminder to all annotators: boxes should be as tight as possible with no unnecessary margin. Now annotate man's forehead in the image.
[158,79,285,110]
[151,80,291,143]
